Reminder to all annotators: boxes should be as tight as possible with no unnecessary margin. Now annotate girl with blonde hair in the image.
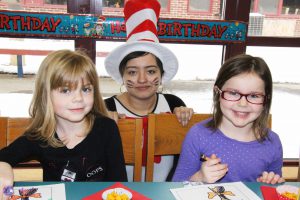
[0,50,127,198]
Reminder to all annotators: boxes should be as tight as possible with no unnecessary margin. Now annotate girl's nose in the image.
[137,71,147,83]
[238,96,248,106]
[73,90,83,102]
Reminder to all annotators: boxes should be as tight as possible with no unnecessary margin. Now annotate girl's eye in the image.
[228,91,239,96]
[148,69,157,75]
[59,87,70,94]
[249,93,263,99]
[127,70,137,76]
[82,86,93,93]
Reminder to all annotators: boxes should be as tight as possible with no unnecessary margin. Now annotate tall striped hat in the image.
[104,0,178,84]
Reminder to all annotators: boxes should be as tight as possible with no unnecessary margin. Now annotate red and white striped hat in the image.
[105,0,178,84]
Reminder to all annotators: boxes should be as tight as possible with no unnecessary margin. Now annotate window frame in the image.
[0,0,298,164]
[158,0,170,11]
[102,0,124,8]
[20,0,67,8]
[187,0,212,14]
[252,0,300,18]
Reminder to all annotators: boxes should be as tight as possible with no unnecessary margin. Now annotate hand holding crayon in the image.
[189,153,228,183]
[200,154,209,162]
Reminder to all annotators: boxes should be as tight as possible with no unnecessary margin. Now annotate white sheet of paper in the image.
[12,183,66,200]
[171,182,261,200]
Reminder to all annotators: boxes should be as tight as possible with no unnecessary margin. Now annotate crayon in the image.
[3,186,14,196]
[200,154,208,162]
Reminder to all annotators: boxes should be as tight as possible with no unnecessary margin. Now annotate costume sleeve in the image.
[104,96,117,111]
[172,124,203,181]
[267,131,283,176]
[163,94,186,113]
[103,118,128,181]
[0,136,38,166]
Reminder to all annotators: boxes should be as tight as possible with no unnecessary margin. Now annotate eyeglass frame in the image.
[215,86,266,105]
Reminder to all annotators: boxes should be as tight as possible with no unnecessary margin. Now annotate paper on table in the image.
[171,182,261,200]
[11,183,66,200]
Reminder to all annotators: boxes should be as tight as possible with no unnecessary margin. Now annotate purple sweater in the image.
[172,119,283,182]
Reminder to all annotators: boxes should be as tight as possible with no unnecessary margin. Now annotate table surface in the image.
[14,181,300,200]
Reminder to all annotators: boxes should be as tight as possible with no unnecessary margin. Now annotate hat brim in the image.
[104,41,178,84]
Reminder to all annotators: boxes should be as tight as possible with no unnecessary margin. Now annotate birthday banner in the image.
[0,10,247,43]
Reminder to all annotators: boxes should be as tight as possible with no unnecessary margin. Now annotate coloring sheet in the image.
[11,183,66,200]
[171,182,261,200]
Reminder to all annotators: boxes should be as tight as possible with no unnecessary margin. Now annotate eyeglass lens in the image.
[221,91,265,104]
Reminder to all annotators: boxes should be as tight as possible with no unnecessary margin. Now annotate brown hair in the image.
[26,49,108,147]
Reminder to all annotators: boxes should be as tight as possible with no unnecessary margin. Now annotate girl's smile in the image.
[69,108,85,113]
[232,110,251,119]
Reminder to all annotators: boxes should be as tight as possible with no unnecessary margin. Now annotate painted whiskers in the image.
[125,78,160,89]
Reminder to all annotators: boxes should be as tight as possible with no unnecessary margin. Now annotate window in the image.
[188,0,210,12]
[158,0,168,9]
[102,0,167,9]
[282,0,300,15]
[5,0,23,10]
[45,0,67,5]
[252,0,300,15]
[102,0,167,10]
[102,0,124,8]
[250,0,300,37]
[44,0,67,5]
[247,46,300,159]
[257,0,279,14]
[0,37,74,117]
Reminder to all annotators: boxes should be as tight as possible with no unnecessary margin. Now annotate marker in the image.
[200,154,208,162]
[3,186,14,196]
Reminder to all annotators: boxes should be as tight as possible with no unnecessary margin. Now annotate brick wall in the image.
[0,2,67,13]
[103,0,221,20]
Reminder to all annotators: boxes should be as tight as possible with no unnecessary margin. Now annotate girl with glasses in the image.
[173,54,284,184]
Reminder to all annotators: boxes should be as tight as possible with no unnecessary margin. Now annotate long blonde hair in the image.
[25,49,108,147]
